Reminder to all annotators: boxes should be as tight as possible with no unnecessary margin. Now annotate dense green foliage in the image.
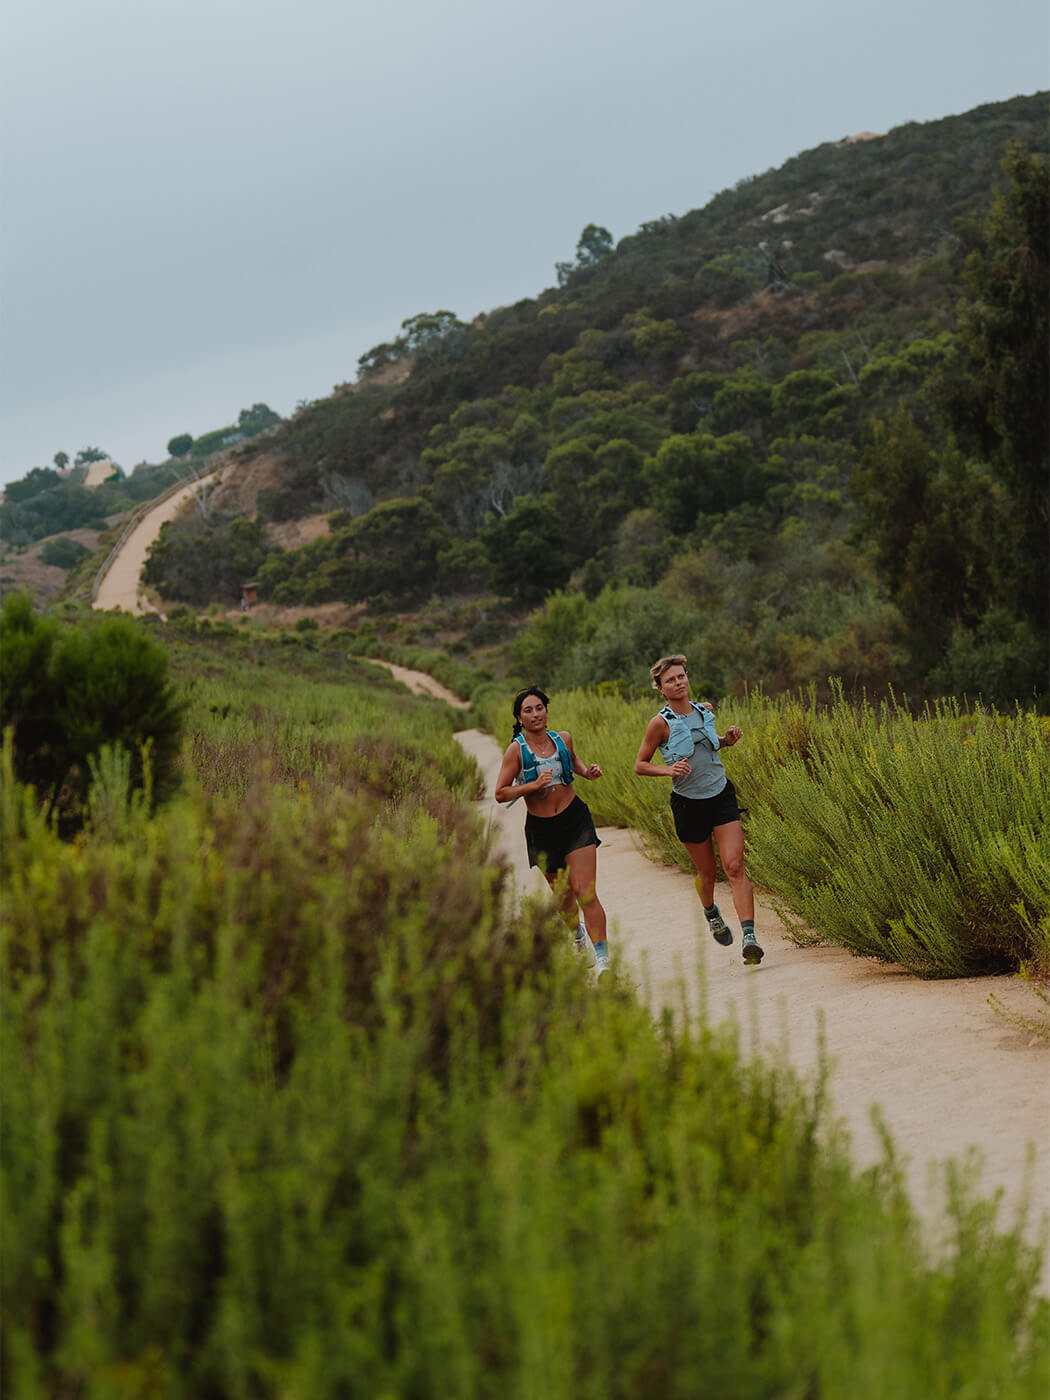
[949,142,1049,634]
[480,686,1050,979]
[3,630,1047,1395]
[140,95,1047,708]
[4,466,64,503]
[0,594,184,830]
[39,536,91,570]
[143,514,276,605]
[0,462,186,544]
[507,551,907,702]
[167,432,194,457]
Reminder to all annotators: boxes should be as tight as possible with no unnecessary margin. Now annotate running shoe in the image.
[573,927,594,965]
[706,907,734,946]
[742,931,764,965]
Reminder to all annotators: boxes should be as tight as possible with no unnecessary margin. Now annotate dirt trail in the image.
[93,473,217,615]
[456,727,1050,1277]
[370,660,471,709]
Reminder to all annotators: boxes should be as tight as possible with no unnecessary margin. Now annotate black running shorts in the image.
[524,796,601,874]
[670,778,743,845]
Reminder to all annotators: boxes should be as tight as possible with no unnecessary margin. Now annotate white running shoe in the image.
[573,924,595,965]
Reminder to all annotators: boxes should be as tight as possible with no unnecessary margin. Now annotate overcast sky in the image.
[2,0,1046,486]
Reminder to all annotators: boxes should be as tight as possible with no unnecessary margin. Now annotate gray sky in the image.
[2,0,1046,486]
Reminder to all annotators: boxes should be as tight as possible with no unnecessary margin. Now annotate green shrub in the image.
[0,593,184,830]
[40,536,91,570]
[144,515,276,606]
[741,693,1050,976]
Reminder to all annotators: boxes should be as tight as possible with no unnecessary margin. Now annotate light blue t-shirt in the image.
[659,703,727,800]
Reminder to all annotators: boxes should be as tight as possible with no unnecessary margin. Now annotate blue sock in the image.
[742,920,755,938]
[594,940,608,960]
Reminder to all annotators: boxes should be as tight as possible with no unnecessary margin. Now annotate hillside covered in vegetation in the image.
[142,94,1048,707]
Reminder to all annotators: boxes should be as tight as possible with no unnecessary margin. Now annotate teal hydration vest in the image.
[514,730,575,785]
[658,702,719,762]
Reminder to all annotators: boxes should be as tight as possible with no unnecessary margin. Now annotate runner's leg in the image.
[684,835,734,944]
[682,838,717,906]
[712,821,754,924]
[564,844,607,943]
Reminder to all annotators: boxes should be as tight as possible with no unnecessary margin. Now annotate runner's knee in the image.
[722,851,746,880]
[572,879,597,906]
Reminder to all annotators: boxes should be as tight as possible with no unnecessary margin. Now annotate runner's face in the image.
[519,695,548,730]
[658,664,689,699]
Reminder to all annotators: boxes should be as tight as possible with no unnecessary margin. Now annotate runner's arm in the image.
[634,716,686,778]
[494,744,552,802]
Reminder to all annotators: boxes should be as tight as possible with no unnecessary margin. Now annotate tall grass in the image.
[178,647,481,801]
[740,695,1050,977]
[479,687,1050,977]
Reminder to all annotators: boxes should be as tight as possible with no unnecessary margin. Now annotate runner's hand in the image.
[583,763,602,779]
[670,759,692,777]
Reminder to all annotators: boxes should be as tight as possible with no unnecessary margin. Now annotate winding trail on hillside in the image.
[369,660,471,709]
[93,472,218,615]
[446,726,1048,1278]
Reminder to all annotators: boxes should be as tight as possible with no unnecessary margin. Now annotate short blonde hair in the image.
[649,654,687,690]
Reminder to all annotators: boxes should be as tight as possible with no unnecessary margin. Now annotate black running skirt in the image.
[524,795,601,874]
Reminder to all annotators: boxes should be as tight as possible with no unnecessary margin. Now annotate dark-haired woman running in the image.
[494,686,611,978]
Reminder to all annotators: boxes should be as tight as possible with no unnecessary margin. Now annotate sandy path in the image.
[93,473,217,615]
[370,660,471,709]
[456,727,1050,1275]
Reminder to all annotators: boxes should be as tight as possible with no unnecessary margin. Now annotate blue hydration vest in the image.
[658,702,720,762]
[514,730,575,785]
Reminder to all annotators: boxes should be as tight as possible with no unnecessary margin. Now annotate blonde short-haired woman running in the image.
[634,655,763,964]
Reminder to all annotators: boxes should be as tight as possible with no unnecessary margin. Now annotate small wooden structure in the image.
[240,580,259,608]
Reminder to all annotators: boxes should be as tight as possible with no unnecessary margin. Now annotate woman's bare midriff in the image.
[523,790,576,818]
